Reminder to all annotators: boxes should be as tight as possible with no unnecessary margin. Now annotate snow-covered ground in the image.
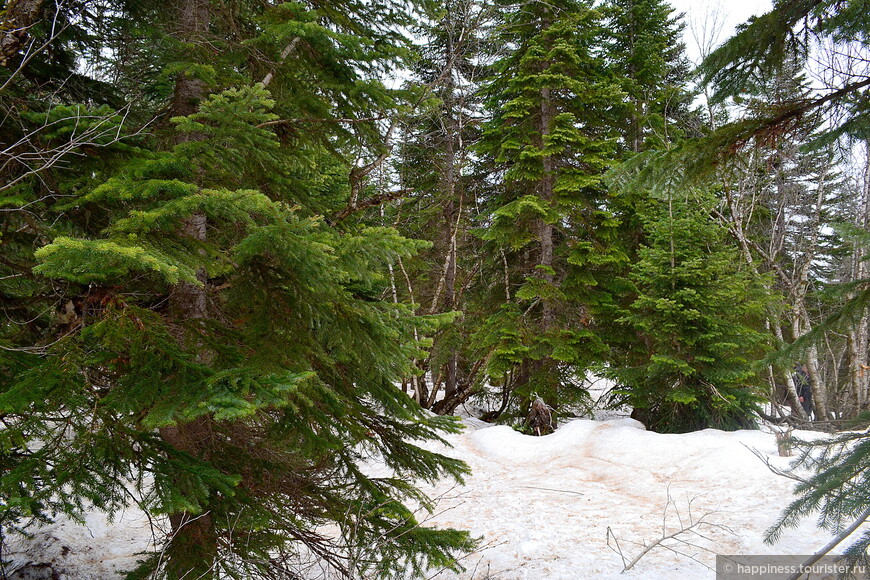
[422,417,829,579]
[4,410,845,579]
[4,504,156,578]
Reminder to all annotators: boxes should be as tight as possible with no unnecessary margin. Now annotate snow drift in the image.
[4,417,838,579]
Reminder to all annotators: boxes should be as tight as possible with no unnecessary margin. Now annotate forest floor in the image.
[3,384,852,579]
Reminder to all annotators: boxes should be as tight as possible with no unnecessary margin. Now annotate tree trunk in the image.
[534,65,558,428]
[805,344,828,420]
[720,184,808,419]
[774,324,808,420]
[160,0,216,576]
[626,6,642,153]
[539,85,555,333]
[792,310,829,421]
[428,7,474,411]
[442,101,459,401]
[847,146,870,412]
[792,159,830,421]
[0,0,45,67]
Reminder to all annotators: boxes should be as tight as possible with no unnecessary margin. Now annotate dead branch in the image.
[1,103,153,197]
[260,37,301,88]
[607,486,735,573]
[256,116,387,129]
[331,188,412,221]
[743,444,806,483]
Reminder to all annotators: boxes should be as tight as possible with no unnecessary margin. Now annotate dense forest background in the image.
[2,0,870,577]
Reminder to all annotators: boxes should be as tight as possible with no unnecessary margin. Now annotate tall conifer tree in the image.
[391,0,486,413]
[0,1,474,577]
[474,0,622,427]
[603,0,693,155]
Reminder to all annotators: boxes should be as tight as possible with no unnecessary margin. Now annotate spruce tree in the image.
[603,0,694,155]
[595,0,703,429]
[473,0,622,428]
[0,1,475,577]
[606,191,771,433]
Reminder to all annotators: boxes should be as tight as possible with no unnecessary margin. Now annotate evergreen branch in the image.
[732,76,870,146]
[699,0,824,102]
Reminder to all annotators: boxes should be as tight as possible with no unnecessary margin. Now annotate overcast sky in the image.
[667,0,773,65]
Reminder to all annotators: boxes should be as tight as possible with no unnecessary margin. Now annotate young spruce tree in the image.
[608,191,771,433]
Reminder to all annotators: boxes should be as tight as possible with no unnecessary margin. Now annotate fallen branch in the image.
[743,443,807,483]
[606,486,734,573]
[516,486,584,496]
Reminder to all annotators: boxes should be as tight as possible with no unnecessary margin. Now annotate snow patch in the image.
[2,417,849,580]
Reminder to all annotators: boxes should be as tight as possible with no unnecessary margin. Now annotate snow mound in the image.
[423,418,836,580]
[3,418,844,580]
